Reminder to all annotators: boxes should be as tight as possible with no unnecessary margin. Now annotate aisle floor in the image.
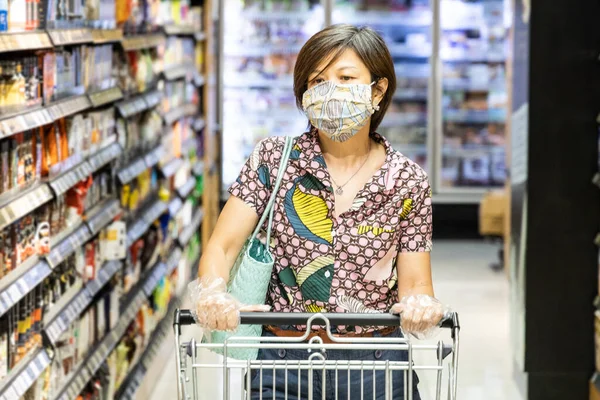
[148,240,523,400]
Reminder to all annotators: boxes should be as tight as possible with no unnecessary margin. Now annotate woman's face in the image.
[307,48,387,105]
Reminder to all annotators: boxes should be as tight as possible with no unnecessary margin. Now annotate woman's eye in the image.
[340,76,353,81]
[314,78,324,84]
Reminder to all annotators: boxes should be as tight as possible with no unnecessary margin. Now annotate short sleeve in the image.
[398,173,433,253]
[228,138,281,216]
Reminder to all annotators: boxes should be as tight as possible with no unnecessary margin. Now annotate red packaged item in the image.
[66,176,93,216]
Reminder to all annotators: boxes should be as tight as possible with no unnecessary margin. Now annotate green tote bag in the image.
[208,136,294,360]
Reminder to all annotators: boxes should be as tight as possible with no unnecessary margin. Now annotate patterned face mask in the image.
[302,80,379,142]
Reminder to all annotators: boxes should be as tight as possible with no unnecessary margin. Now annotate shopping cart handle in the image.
[174,309,460,331]
[239,312,459,330]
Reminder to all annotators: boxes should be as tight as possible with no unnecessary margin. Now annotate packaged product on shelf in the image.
[0,57,43,113]
[0,316,7,381]
[16,214,36,265]
[118,49,159,95]
[85,44,116,92]
[65,176,93,223]
[51,47,88,101]
[164,37,195,68]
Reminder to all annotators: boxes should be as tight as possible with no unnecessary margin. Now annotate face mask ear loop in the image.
[371,80,381,112]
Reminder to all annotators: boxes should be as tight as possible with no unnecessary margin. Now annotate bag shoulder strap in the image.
[249,136,294,242]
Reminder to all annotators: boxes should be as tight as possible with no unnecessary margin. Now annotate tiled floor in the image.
[146,240,523,400]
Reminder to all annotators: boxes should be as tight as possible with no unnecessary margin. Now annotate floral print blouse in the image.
[229,129,433,333]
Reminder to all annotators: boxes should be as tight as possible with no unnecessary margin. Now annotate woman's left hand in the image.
[390,294,446,339]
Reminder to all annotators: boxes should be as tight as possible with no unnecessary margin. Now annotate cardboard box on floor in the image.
[479,190,506,237]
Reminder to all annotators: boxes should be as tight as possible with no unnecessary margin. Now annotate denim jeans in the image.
[249,329,421,400]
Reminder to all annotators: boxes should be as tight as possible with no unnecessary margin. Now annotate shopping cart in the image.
[173,310,460,400]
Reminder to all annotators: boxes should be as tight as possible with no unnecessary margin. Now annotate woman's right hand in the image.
[192,277,270,332]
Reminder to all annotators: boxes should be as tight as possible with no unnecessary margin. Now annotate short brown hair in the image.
[293,24,397,133]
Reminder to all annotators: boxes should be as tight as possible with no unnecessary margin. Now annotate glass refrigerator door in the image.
[438,0,508,192]
[332,0,432,172]
[221,0,325,193]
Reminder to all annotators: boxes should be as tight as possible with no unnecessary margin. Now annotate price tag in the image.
[12,378,25,396]
[7,284,20,303]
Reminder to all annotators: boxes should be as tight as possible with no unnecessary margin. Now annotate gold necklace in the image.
[330,141,371,196]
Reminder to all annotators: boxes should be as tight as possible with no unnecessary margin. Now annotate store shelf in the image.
[143,90,162,109]
[46,94,92,120]
[194,73,206,87]
[117,95,153,119]
[177,177,196,199]
[89,87,124,108]
[193,118,206,132]
[45,224,93,268]
[85,260,121,299]
[441,53,506,63]
[45,259,121,345]
[443,109,507,123]
[388,44,431,59]
[144,145,164,169]
[0,31,53,53]
[335,9,431,27]
[443,79,505,92]
[192,161,204,177]
[166,247,183,275]
[0,107,53,139]
[0,92,97,138]
[224,43,303,57]
[91,28,124,44]
[164,25,197,35]
[442,145,505,158]
[164,63,195,81]
[117,157,148,185]
[380,112,427,128]
[241,9,314,21]
[85,198,122,235]
[178,208,204,247]
[44,282,89,344]
[392,143,428,155]
[126,199,168,247]
[194,32,206,42]
[53,290,147,400]
[88,142,123,171]
[49,159,93,196]
[120,34,166,51]
[114,298,181,400]
[143,262,167,296]
[0,348,51,399]
[0,258,51,318]
[393,89,428,101]
[164,103,198,125]
[47,28,94,46]
[0,183,54,231]
[168,197,183,216]
[225,75,293,89]
[432,191,485,204]
[160,157,184,178]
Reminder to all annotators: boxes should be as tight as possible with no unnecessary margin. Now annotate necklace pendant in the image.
[336,187,344,195]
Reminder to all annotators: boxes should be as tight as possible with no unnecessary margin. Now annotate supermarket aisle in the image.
[148,241,522,400]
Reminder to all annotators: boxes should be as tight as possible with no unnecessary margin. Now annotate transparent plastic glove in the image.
[390,294,449,340]
[188,277,270,332]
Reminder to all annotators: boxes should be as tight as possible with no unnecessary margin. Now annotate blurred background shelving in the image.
[219,0,511,205]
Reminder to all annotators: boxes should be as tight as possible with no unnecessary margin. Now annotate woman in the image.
[194,24,445,399]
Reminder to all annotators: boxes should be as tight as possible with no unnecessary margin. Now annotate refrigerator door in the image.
[331,0,432,173]
[221,0,326,195]
[437,0,508,194]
